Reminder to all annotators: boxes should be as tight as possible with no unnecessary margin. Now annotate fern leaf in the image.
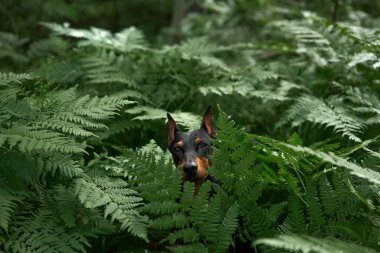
[0,189,23,231]
[215,203,239,253]
[168,227,200,244]
[255,234,378,253]
[150,213,188,230]
[348,52,378,68]
[284,144,380,185]
[0,32,29,64]
[39,154,83,178]
[305,180,325,232]
[74,177,148,241]
[43,23,147,52]
[168,243,208,253]
[276,96,364,142]
[81,52,136,87]
[1,209,90,253]
[1,126,85,154]
[126,106,201,130]
[0,72,33,86]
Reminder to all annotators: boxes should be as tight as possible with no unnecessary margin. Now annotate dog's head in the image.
[167,106,216,182]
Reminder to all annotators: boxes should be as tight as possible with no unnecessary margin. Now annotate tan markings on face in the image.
[177,141,184,148]
[175,142,186,179]
[195,156,209,180]
[179,160,185,179]
[194,137,202,144]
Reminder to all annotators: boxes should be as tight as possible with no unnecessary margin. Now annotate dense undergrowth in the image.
[0,1,380,252]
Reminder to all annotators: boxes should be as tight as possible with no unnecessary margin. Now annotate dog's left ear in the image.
[201,105,216,138]
[167,113,178,144]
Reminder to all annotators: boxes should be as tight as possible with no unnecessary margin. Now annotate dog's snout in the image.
[184,162,197,175]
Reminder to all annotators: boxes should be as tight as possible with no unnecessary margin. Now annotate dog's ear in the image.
[167,113,178,143]
[201,105,216,138]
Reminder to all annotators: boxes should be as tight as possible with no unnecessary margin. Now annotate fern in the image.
[1,2,380,252]
[0,188,24,232]
[1,209,90,253]
[0,183,115,253]
[255,234,378,253]
[74,176,148,241]
[276,95,365,142]
[0,72,142,252]
[0,32,29,65]
[115,142,239,252]
[171,37,230,71]
[0,75,132,177]
[212,107,380,251]
[348,52,379,69]
[81,51,136,87]
[271,17,338,66]
[43,23,147,53]
[283,143,380,185]
[126,106,202,130]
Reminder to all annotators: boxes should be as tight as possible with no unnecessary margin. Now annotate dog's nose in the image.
[184,163,197,175]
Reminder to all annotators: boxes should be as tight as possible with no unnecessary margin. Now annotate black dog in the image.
[167,106,215,191]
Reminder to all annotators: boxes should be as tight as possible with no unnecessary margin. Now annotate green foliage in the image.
[255,234,378,253]
[0,74,143,251]
[209,108,380,252]
[114,145,239,252]
[1,0,380,252]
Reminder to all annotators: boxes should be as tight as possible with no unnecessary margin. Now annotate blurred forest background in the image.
[0,0,380,252]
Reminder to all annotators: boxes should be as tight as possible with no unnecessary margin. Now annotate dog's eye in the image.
[199,143,208,149]
[173,147,181,153]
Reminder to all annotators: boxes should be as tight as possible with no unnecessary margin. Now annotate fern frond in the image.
[199,67,281,99]
[305,180,325,232]
[1,209,90,253]
[69,95,132,120]
[337,23,379,46]
[348,52,379,69]
[27,36,69,59]
[150,212,188,230]
[167,227,200,244]
[126,106,201,130]
[283,143,380,185]
[0,189,24,231]
[189,182,212,233]
[276,96,365,142]
[171,37,229,71]
[74,177,148,241]
[81,52,136,87]
[168,243,208,253]
[32,87,134,139]
[0,72,33,85]
[279,24,329,45]
[200,194,222,241]
[143,201,178,215]
[255,234,378,253]
[318,175,336,216]
[215,203,239,253]
[36,58,82,83]
[43,23,147,52]
[0,32,29,64]
[0,126,85,154]
[271,19,337,66]
[280,194,306,234]
[39,154,83,177]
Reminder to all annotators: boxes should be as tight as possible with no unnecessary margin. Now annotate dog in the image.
[167,106,216,191]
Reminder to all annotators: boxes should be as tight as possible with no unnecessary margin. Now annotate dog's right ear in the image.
[167,113,178,144]
[201,105,216,138]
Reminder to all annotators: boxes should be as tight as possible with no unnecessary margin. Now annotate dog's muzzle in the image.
[183,162,197,181]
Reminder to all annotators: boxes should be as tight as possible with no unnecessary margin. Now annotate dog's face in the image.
[167,106,216,182]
